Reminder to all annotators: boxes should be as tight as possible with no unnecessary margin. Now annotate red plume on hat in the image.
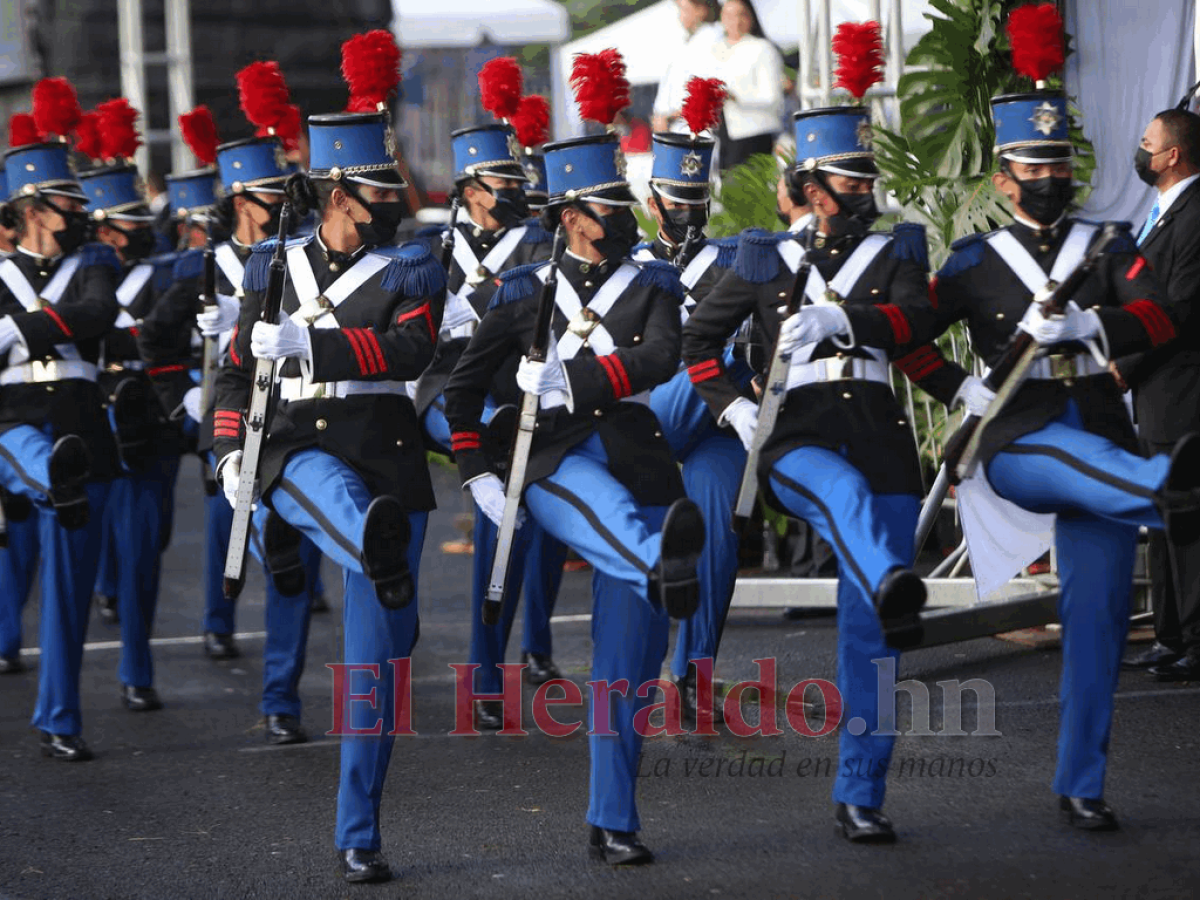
[97,98,142,162]
[681,77,727,137]
[1007,3,1065,86]
[479,57,523,122]
[237,61,302,152]
[832,22,885,101]
[179,106,220,167]
[341,29,402,113]
[510,95,550,149]
[74,111,103,161]
[9,113,43,148]
[570,48,630,129]
[32,77,82,141]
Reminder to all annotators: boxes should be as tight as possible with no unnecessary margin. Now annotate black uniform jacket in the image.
[682,224,932,499]
[636,235,738,307]
[443,253,687,508]
[1115,179,1200,444]
[413,216,554,418]
[139,243,246,455]
[0,243,121,479]
[895,218,1180,463]
[102,254,183,455]
[213,234,446,512]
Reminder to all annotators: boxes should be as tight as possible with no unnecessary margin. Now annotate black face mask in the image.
[1134,147,1162,187]
[486,186,529,228]
[1016,174,1075,225]
[587,206,640,261]
[112,223,158,261]
[43,200,90,256]
[659,204,708,246]
[826,186,879,236]
[354,200,407,247]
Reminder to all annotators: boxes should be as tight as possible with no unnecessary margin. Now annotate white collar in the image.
[314,225,366,262]
[788,212,814,234]
[16,244,63,266]
[1155,173,1200,218]
[1011,210,1068,232]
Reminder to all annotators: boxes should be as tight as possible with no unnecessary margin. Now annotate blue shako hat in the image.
[793,106,879,179]
[307,111,407,189]
[991,91,1073,164]
[650,132,714,204]
[3,142,88,203]
[451,124,527,184]
[78,163,154,223]
[543,133,637,207]
[521,151,548,209]
[165,168,219,222]
[216,136,295,195]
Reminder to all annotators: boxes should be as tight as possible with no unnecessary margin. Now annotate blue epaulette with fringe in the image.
[487,262,546,311]
[733,228,789,284]
[373,242,448,296]
[937,233,988,280]
[78,242,121,274]
[711,235,739,270]
[634,258,685,302]
[890,222,929,270]
[171,248,205,283]
[243,236,311,292]
[520,218,553,245]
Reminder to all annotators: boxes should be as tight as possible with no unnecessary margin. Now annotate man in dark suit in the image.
[1119,108,1200,679]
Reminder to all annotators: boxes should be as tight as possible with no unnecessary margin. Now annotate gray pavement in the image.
[2,461,1199,899]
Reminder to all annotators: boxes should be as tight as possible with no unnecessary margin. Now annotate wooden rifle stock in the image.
[222,204,293,599]
[483,227,565,626]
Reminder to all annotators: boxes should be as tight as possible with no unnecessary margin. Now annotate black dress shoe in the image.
[48,435,92,530]
[0,654,24,675]
[361,496,414,610]
[588,826,654,865]
[121,684,163,712]
[93,593,119,625]
[110,376,153,472]
[1150,650,1200,682]
[1059,796,1118,831]
[1121,641,1182,670]
[39,731,93,762]
[522,652,561,686]
[310,592,330,614]
[874,568,926,650]
[265,714,309,745]
[654,498,705,619]
[203,631,239,660]
[835,803,896,843]
[338,848,392,883]
[678,664,724,726]
[474,699,505,731]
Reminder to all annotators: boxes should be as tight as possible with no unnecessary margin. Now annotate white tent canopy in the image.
[393,0,570,48]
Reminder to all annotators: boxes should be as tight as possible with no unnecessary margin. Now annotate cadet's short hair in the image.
[1155,108,1200,169]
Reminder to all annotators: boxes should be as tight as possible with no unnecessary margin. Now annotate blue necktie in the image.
[1138,199,1161,245]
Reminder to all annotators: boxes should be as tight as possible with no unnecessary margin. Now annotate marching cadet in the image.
[444,49,705,865]
[886,64,1197,828]
[637,77,744,726]
[214,29,445,883]
[0,82,122,760]
[140,90,322,745]
[78,99,183,711]
[682,101,934,841]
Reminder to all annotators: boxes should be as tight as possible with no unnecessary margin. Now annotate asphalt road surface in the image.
[2,461,1199,899]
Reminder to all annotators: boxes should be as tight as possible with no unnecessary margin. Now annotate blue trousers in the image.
[524,433,671,831]
[768,446,918,808]
[985,401,1170,799]
[0,425,111,735]
[93,455,181,688]
[0,511,39,660]
[265,448,427,851]
[650,366,746,681]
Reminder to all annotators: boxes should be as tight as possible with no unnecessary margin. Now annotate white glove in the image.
[952,376,995,418]
[251,317,312,362]
[516,339,569,397]
[468,474,525,529]
[217,449,259,510]
[196,293,240,337]
[777,304,852,353]
[0,315,21,355]
[721,397,760,452]
[1018,300,1102,346]
[182,386,203,423]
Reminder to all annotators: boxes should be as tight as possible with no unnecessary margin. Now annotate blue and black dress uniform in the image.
[682,106,935,816]
[886,90,1192,819]
[444,131,698,851]
[213,110,446,853]
[80,161,185,704]
[0,140,121,752]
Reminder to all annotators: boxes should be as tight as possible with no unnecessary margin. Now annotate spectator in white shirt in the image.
[711,0,784,170]
[652,0,722,134]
